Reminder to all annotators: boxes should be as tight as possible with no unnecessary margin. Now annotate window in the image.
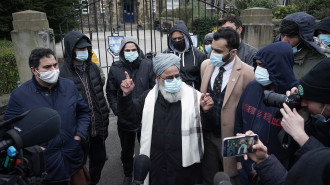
[152,0,156,13]
[167,0,179,10]
[206,0,218,9]
[81,0,89,15]
[100,0,105,14]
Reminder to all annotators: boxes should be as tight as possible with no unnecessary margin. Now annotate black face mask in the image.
[173,39,186,51]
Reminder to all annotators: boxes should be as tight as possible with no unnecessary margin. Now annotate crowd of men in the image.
[3,12,330,185]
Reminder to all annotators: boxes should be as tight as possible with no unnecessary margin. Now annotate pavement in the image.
[55,30,164,185]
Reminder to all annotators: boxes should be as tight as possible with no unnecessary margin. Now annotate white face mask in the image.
[37,69,60,84]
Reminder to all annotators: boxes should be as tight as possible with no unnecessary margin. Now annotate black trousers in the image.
[83,135,107,185]
[118,128,141,177]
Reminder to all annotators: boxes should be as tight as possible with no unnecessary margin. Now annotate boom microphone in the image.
[214,172,232,185]
[0,107,61,151]
[133,154,151,185]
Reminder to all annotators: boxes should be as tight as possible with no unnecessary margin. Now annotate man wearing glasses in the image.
[164,20,206,90]
[118,53,214,185]
[106,37,155,185]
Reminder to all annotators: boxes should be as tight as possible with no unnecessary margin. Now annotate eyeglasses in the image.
[160,74,181,82]
[124,49,137,52]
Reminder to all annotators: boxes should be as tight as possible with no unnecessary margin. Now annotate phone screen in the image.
[222,135,259,157]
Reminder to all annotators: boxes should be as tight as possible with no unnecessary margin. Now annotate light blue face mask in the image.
[76,50,89,62]
[318,34,330,46]
[124,51,139,62]
[205,45,212,54]
[292,42,301,55]
[210,52,226,67]
[255,66,272,86]
[311,104,330,123]
[165,77,182,93]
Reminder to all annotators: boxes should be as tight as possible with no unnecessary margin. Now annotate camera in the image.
[0,108,60,185]
[263,90,301,109]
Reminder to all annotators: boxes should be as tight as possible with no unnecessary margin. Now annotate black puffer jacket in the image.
[106,37,155,132]
[60,31,109,140]
[163,20,206,90]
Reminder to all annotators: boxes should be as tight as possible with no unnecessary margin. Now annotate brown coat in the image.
[200,56,254,177]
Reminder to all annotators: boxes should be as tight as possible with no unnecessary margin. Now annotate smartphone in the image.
[222,134,259,157]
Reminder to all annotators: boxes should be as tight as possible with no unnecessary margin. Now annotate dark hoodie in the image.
[60,31,109,139]
[163,20,206,90]
[274,12,325,79]
[106,37,155,131]
[234,42,298,182]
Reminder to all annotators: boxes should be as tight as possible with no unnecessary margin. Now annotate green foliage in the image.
[298,0,330,19]
[0,0,77,42]
[247,0,277,9]
[235,0,330,20]
[191,17,218,44]
[0,40,19,95]
[273,5,301,19]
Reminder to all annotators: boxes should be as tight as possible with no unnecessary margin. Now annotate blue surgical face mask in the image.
[164,77,182,93]
[124,51,139,62]
[311,104,330,123]
[210,52,226,67]
[205,45,212,54]
[318,34,330,46]
[76,50,89,62]
[292,42,301,55]
[255,66,272,86]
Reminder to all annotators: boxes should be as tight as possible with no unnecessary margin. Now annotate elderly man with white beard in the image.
[118,53,214,185]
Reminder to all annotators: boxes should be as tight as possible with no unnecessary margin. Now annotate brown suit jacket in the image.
[200,56,254,177]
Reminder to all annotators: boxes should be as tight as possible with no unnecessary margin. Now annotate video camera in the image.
[0,108,60,185]
[263,90,301,109]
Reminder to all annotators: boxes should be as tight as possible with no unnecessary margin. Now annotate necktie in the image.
[213,67,225,95]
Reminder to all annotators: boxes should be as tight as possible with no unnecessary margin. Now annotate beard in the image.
[158,81,182,103]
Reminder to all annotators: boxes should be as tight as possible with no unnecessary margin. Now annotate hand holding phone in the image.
[222,134,258,157]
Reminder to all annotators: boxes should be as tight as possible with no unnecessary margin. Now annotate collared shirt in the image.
[210,57,235,92]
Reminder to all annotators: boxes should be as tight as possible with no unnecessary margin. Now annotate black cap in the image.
[298,58,330,103]
[75,38,91,48]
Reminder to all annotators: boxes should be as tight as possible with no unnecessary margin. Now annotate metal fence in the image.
[56,0,232,73]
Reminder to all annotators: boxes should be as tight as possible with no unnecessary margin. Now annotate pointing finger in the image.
[124,71,130,79]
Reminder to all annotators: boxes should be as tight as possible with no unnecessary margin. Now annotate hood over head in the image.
[64,31,92,67]
[315,16,330,35]
[168,20,192,52]
[278,12,323,54]
[119,37,144,61]
[254,42,298,94]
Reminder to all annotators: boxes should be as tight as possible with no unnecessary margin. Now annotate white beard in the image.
[158,81,182,103]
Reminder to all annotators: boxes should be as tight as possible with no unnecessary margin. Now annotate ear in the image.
[156,76,161,83]
[231,49,238,57]
[237,26,243,36]
[30,67,38,76]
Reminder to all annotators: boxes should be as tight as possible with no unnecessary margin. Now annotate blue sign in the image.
[108,36,124,58]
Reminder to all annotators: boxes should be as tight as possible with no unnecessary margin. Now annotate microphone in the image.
[133,154,151,185]
[0,107,61,151]
[214,172,232,185]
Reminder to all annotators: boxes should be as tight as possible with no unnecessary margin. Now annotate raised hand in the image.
[200,93,214,112]
[121,71,135,96]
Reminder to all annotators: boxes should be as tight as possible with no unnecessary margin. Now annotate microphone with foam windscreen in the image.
[214,172,232,185]
[0,107,61,151]
[133,154,151,185]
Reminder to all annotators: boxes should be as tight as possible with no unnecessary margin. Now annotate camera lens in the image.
[263,90,288,108]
